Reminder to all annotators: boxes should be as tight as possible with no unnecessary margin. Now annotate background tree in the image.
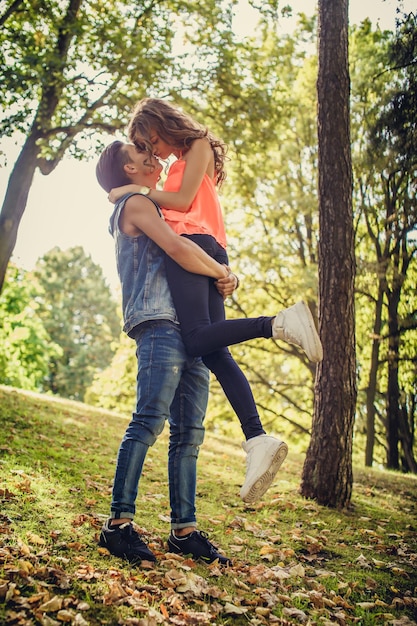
[367,11,417,471]
[85,329,137,413]
[201,16,321,443]
[3,0,415,477]
[0,0,270,291]
[0,263,62,390]
[351,14,417,472]
[34,246,120,400]
[301,0,356,507]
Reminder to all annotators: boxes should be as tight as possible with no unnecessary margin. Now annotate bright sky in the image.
[0,0,411,293]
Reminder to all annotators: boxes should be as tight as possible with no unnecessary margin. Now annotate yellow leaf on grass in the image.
[26,532,46,546]
[223,602,248,615]
[357,602,375,609]
[289,563,305,577]
[259,544,277,555]
[391,567,408,576]
[39,595,63,612]
[17,560,33,574]
[17,540,32,556]
[255,607,271,617]
[56,609,74,622]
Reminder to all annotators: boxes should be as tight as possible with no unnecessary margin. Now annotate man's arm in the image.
[121,194,228,280]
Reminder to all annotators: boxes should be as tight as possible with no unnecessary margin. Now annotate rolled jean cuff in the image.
[110,510,135,521]
[171,521,197,531]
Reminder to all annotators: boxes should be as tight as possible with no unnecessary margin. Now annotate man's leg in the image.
[168,353,208,529]
[167,351,232,565]
[99,321,184,564]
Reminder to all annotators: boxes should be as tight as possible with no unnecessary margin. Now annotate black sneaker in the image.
[99,520,156,565]
[167,530,232,566]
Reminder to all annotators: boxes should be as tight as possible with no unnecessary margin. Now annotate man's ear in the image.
[124,163,136,174]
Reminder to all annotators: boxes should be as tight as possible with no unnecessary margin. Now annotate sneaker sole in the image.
[297,301,323,363]
[167,541,231,566]
[240,442,288,504]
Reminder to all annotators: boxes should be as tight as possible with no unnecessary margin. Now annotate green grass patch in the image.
[1,385,416,625]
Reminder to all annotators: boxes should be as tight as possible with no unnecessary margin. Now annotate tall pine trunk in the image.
[300,0,356,508]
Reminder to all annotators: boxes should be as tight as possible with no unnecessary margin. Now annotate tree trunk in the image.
[300,0,356,508]
[399,401,417,473]
[365,286,384,466]
[386,284,401,469]
[0,134,40,291]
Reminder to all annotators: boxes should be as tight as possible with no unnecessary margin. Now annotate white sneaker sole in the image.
[296,301,323,363]
[240,441,288,504]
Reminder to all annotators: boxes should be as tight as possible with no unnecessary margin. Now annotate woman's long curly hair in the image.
[127,98,228,187]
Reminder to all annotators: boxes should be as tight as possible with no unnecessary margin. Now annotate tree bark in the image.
[386,283,401,469]
[386,249,416,473]
[300,0,356,508]
[365,287,384,466]
[0,134,40,291]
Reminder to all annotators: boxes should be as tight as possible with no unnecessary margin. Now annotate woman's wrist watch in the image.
[138,186,151,195]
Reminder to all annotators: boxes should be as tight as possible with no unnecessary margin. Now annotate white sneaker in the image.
[272,300,323,363]
[240,435,288,504]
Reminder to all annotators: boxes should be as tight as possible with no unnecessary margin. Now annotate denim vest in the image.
[109,192,178,336]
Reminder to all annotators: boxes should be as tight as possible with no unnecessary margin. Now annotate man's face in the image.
[125,144,163,188]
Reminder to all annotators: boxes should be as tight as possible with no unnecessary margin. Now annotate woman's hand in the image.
[215,267,240,299]
[108,185,138,203]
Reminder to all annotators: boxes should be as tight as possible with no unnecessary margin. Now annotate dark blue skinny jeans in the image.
[165,234,273,440]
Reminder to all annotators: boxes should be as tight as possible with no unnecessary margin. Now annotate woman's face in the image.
[148,130,174,160]
[135,128,175,161]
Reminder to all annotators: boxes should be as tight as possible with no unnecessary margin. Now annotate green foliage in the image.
[0,0,285,290]
[0,0,280,162]
[0,263,62,390]
[1,3,415,472]
[0,0,176,156]
[369,12,417,170]
[350,15,417,469]
[85,329,137,413]
[0,387,416,624]
[205,15,321,443]
[34,246,120,401]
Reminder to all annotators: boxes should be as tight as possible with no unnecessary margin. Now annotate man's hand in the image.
[215,267,239,299]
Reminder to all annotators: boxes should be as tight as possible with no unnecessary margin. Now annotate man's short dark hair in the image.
[96,141,132,193]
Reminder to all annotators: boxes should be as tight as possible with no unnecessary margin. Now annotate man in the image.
[95,140,234,566]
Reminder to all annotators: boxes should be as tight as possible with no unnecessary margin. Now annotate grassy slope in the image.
[0,385,416,625]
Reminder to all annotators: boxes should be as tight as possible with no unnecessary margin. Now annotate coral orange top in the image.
[162,159,227,249]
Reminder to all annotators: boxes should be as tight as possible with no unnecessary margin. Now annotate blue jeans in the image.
[110,320,209,530]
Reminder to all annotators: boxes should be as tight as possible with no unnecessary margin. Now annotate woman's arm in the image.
[108,184,144,203]
[108,139,213,210]
[147,139,212,212]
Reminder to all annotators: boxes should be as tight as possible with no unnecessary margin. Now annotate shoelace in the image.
[197,531,220,556]
[120,524,147,548]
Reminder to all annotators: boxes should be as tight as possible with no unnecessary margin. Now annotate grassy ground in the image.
[0,384,416,625]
